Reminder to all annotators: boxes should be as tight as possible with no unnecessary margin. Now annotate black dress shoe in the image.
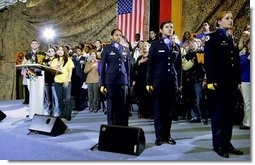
[213,147,229,158]
[155,138,163,146]
[201,119,208,125]
[23,101,29,104]
[190,118,201,123]
[240,125,250,130]
[227,146,244,155]
[166,137,176,145]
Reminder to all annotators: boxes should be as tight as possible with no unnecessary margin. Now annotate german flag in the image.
[149,0,182,39]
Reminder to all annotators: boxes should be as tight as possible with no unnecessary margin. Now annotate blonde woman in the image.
[238,31,250,50]
[239,39,250,130]
[133,41,153,118]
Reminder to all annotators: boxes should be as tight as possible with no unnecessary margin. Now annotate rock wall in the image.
[182,0,250,38]
[0,0,117,100]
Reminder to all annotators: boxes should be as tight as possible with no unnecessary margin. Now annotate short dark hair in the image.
[160,21,173,29]
[111,29,122,36]
[31,39,39,43]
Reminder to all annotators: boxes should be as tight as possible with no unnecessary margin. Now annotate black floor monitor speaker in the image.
[98,124,145,156]
[28,114,67,136]
[0,110,6,121]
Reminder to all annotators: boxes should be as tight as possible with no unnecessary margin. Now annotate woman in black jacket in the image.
[204,11,243,158]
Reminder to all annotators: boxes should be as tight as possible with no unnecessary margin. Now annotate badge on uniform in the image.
[221,41,228,46]
[158,50,165,52]
[114,43,119,48]
[110,51,116,55]
[164,38,170,44]
[205,36,210,42]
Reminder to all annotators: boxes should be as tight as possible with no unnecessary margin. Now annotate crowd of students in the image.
[19,11,250,157]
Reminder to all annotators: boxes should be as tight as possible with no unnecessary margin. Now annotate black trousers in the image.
[106,84,128,126]
[210,84,237,148]
[71,77,87,110]
[153,87,176,139]
[24,85,29,103]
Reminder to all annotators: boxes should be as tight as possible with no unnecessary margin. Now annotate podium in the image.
[16,64,62,119]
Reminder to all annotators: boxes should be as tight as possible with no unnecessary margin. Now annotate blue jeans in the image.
[44,85,59,116]
[190,82,202,119]
[54,82,72,120]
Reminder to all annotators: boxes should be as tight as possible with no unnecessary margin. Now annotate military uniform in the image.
[100,42,130,126]
[146,38,182,141]
[204,28,241,151]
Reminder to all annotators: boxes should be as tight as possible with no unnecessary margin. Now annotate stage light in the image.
[43,27,56,41]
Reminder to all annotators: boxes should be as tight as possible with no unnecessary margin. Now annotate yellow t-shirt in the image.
[51,57,74,83]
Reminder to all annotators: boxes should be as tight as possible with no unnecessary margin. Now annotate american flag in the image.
[117,0,145,44]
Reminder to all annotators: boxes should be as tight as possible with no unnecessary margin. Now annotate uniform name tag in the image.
[158,50,165,52]
[221,41,228,46]
[110,51,116,55]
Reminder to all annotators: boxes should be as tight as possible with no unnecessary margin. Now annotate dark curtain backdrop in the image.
[149,0,160,35]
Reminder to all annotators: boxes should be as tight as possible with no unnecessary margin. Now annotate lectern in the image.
[16,64,62,119]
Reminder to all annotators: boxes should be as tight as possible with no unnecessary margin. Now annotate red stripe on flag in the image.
[117,0,145,44]
[132,1,137,42]
[140,0,144,40]
[159,0,171,25]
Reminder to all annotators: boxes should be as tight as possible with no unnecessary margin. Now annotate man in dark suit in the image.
[100,29,130,126]
[146,21,182,146]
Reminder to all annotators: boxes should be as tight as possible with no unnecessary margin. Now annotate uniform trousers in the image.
[153,86,175,139]
[105,84,128,126]
[210,84,237,148]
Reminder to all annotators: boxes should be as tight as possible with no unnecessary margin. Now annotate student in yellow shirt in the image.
[51,45,74,121]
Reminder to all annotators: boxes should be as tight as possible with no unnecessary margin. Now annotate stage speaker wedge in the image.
[28,114,67,136]
[98,124,145,156]
[0,110,7,121]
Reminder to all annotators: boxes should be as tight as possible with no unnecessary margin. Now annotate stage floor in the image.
[0,100,251,161]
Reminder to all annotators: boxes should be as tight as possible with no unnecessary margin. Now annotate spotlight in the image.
[43,27,56,41]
